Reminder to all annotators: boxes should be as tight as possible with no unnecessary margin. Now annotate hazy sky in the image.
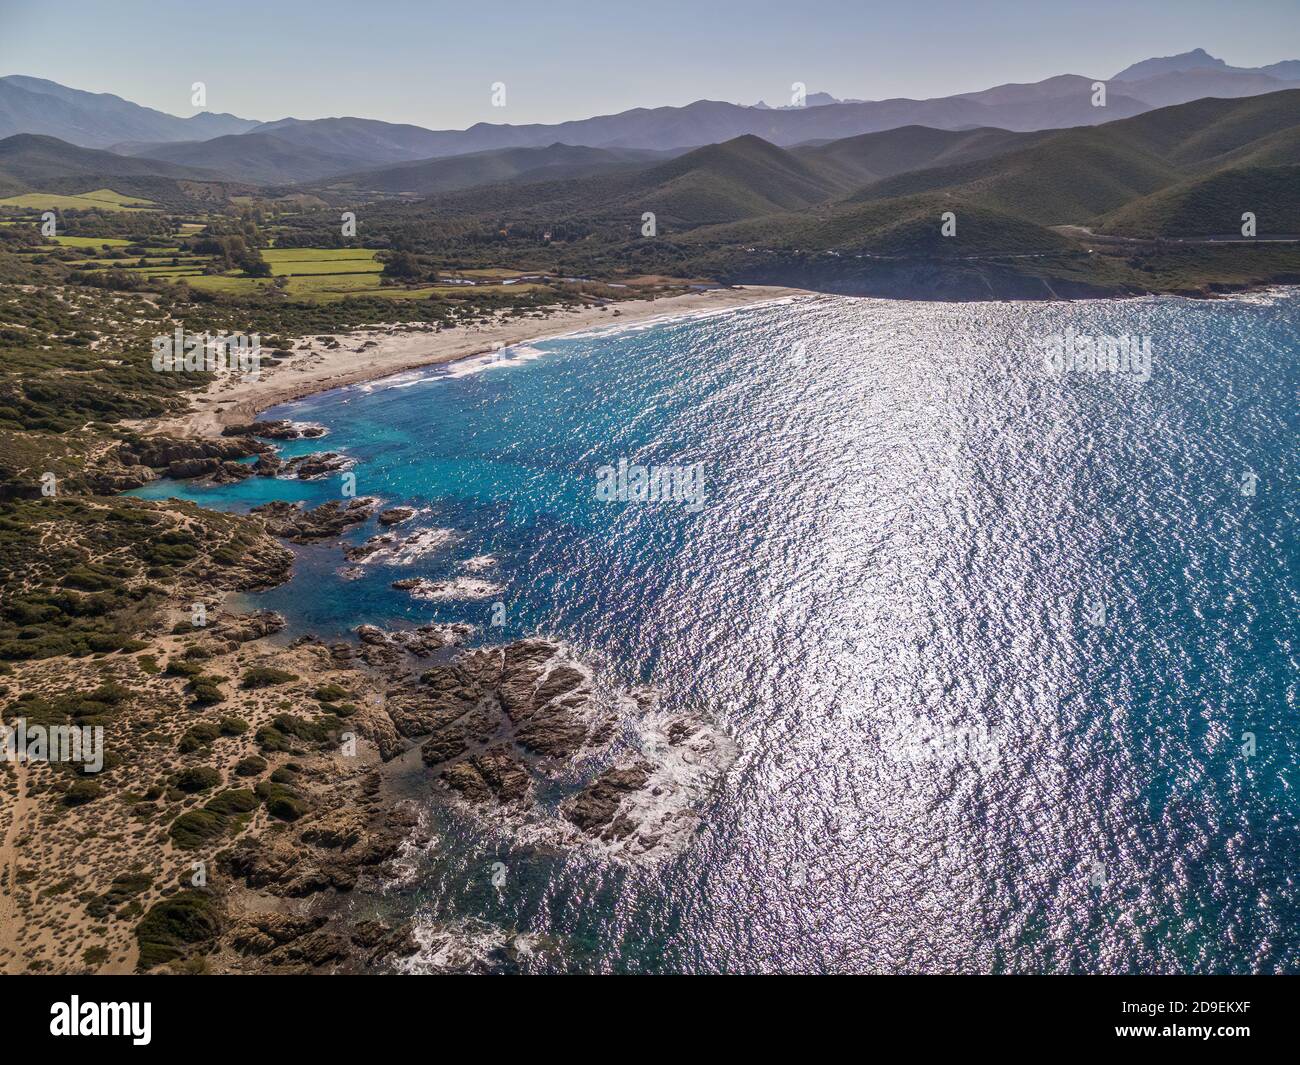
[2,0,1298,128]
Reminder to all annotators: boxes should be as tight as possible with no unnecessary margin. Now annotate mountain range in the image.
[1,49,1298,186]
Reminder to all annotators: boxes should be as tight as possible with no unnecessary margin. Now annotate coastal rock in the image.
[300,809,366,850]
[166,456,220,479]
[353,703,405,761]
[355,624,389,646]
[351,622,476,672]
[441,745,532,805]
[230,913,328,956]
[356,923,420,966]
[253,453,283,477]
[391,576,502,601]
[218,610,287,643]
[223,419,327,440]
[119,435,266,471]
[390,623,475,656]
[285,451,352,480]
[220,801,413,898]
[86,464,155,492]
[252,497,377,542]
[265,931,350,967]
[564,761,654,839]
[498,642,602,758]
[377,507,415,526]
[209,460,255,484]
[400,640,614,794]
[344,534,394,562]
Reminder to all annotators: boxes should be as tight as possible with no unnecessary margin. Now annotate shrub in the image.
[135,891,222,970]
[178,722,221,753]
[82,946,111,966]
[233,755,266,777]
[64,780,102,805]
[254,780,309,821]
[240,666,298,689]
[203,788,258,816]
[173,766,221,793]
[86,873,152,919]
[168,809,226,849]
[187,676,225,706]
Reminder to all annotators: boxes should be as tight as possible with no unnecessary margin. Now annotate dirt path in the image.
[0,760,31,970]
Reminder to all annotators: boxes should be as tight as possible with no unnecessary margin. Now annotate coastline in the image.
[151,285,810,439]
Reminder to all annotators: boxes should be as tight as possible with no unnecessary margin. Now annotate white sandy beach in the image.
[153,286,808,439]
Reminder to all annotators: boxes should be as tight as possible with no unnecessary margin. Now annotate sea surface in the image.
[131,291,1299,973]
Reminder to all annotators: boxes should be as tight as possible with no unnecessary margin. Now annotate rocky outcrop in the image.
[441,745,531,805]
[353,622,475,668]
[209,460,256,484]
[284,451,352,480]
[218,610,287,644]
[230,913,327,956]
[564,761,653,840]
[251,498,377,542]
[222,419,326,440]
[85,465,156,493]
[220,794,415,899]
[118,435,267,471]
[377,507,414,526]
[391,576,502,601]
[253,453,283,477]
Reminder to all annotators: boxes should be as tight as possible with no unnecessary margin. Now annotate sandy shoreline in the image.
[153,285,808,439]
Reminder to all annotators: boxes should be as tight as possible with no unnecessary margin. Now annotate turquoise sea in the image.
[131,291,1299,973]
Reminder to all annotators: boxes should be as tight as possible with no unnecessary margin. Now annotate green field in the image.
[0,188,155,212]
[51,235,133,248]
[263,248,383,276]
[14,221,565,304]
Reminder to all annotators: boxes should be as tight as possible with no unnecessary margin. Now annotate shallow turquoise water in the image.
[132,291,1299,972]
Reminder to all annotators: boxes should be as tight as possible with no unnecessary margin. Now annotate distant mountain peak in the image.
[1113,48,1229,81]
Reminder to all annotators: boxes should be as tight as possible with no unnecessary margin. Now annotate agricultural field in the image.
[0,187,155,211]
[262,248,383,276]
[11,224,559,302]
[51,235,134,248]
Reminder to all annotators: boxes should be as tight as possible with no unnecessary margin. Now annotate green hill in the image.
[0,133,246,206]
[414,134,846,227]
[795,125,1041,186]
[0,133,219,185]
[322,143,671,196]
[131,132,364,185]
[841,90,1300,229]
[625,135,844,223]
[1097,164,1300,236]
[690,192,1073,257]
[846,128,1181,224]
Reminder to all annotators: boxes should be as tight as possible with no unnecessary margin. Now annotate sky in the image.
[2,0,1298,128]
